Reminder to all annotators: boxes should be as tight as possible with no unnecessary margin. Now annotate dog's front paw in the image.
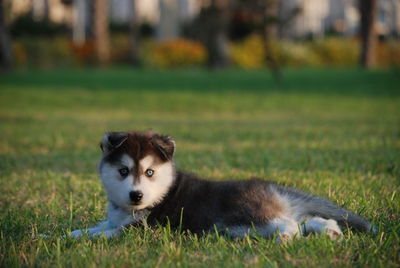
[70,227,121,238]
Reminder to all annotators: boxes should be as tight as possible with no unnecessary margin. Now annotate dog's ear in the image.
[100,132,128,153]
[151,134,175,161]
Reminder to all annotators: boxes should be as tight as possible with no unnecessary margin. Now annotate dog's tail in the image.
[274,184,375,233]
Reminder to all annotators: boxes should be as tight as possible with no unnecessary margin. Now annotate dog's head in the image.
[99,131,175,211]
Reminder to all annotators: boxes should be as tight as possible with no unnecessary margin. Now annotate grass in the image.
[0,68,399,267]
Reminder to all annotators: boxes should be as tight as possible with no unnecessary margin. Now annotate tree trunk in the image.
[0,0,12,71]
[200,0,229,69]
[263,0,281,82]
[264,0,280,39]
[129,0,140,66]
[73,0,86,45]
[157,0,180,41]
[32,0,48,21]
[359,0,378,68]
[94,0,110,66]
[43,0,49,21]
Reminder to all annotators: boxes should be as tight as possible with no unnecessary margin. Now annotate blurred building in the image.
[109,0,199,24]
[6,0,400,39]
[281,0,400,38]
[8,0,73,24]
[377,0,400,36]
[325,0,359,35]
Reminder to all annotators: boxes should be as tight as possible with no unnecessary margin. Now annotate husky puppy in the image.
[71,131,373,240]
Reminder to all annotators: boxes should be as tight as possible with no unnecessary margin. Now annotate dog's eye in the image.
[119,168,129,177]
[145,169,154,177]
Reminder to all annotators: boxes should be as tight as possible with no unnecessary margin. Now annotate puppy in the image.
[71,131,373,240]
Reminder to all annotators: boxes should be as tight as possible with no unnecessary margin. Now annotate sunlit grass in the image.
[1,68,399,267]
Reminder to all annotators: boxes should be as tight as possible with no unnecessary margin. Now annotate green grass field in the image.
[0,68,399,267]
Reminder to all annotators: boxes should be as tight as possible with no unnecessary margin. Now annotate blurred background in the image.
[1,3,399,266]
[0,0,399,71]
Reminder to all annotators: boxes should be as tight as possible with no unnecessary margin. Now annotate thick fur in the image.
[71,130,373,240]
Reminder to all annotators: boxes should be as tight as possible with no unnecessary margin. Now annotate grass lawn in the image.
[0,68,399,267]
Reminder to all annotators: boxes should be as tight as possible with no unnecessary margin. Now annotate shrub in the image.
[13,37,75,68]
[310,38,359,67]
[11,35,399,69]
[70,39,96,66]
[376,40,400,68]
[12,42,28,66]
[229,35,324,68]
[229,36,367,68]
[71,35,134,66]
[273,41,321,67]
[12,35,132,68]
[230,34,265,69]
[109,34,131,64]
[145,39,207,68]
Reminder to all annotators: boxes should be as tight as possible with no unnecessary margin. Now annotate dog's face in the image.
[99,131,175,211]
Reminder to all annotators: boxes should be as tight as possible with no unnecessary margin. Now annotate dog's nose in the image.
[129,191,143,203]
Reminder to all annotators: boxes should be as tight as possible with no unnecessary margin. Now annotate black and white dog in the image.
[71,131,373,241]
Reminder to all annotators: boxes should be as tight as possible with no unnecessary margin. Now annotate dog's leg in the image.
[70,221,109,238]
[82,226,121,238]
[222,217,300,243]
[266,217,301,243]
[71,202,135,238]
[301,217,342,239]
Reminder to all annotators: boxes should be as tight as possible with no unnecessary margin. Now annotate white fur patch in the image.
[222,216,300,243]
[100,154,135,210]
[269,186,299,219]
[139,155,154,169]
[133,157,174,210]
[121,154,134,169]
[302,217,342,239]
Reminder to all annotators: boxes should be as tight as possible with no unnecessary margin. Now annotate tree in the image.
[359,0,378,68]
[72,0,86,45]
[157,0,180,41]
[262,0,281,81]
[94,0,110,65]
[129,0,140,66]
[199,0,230,68]
[236,0,282,80]
[0,0,12,71]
